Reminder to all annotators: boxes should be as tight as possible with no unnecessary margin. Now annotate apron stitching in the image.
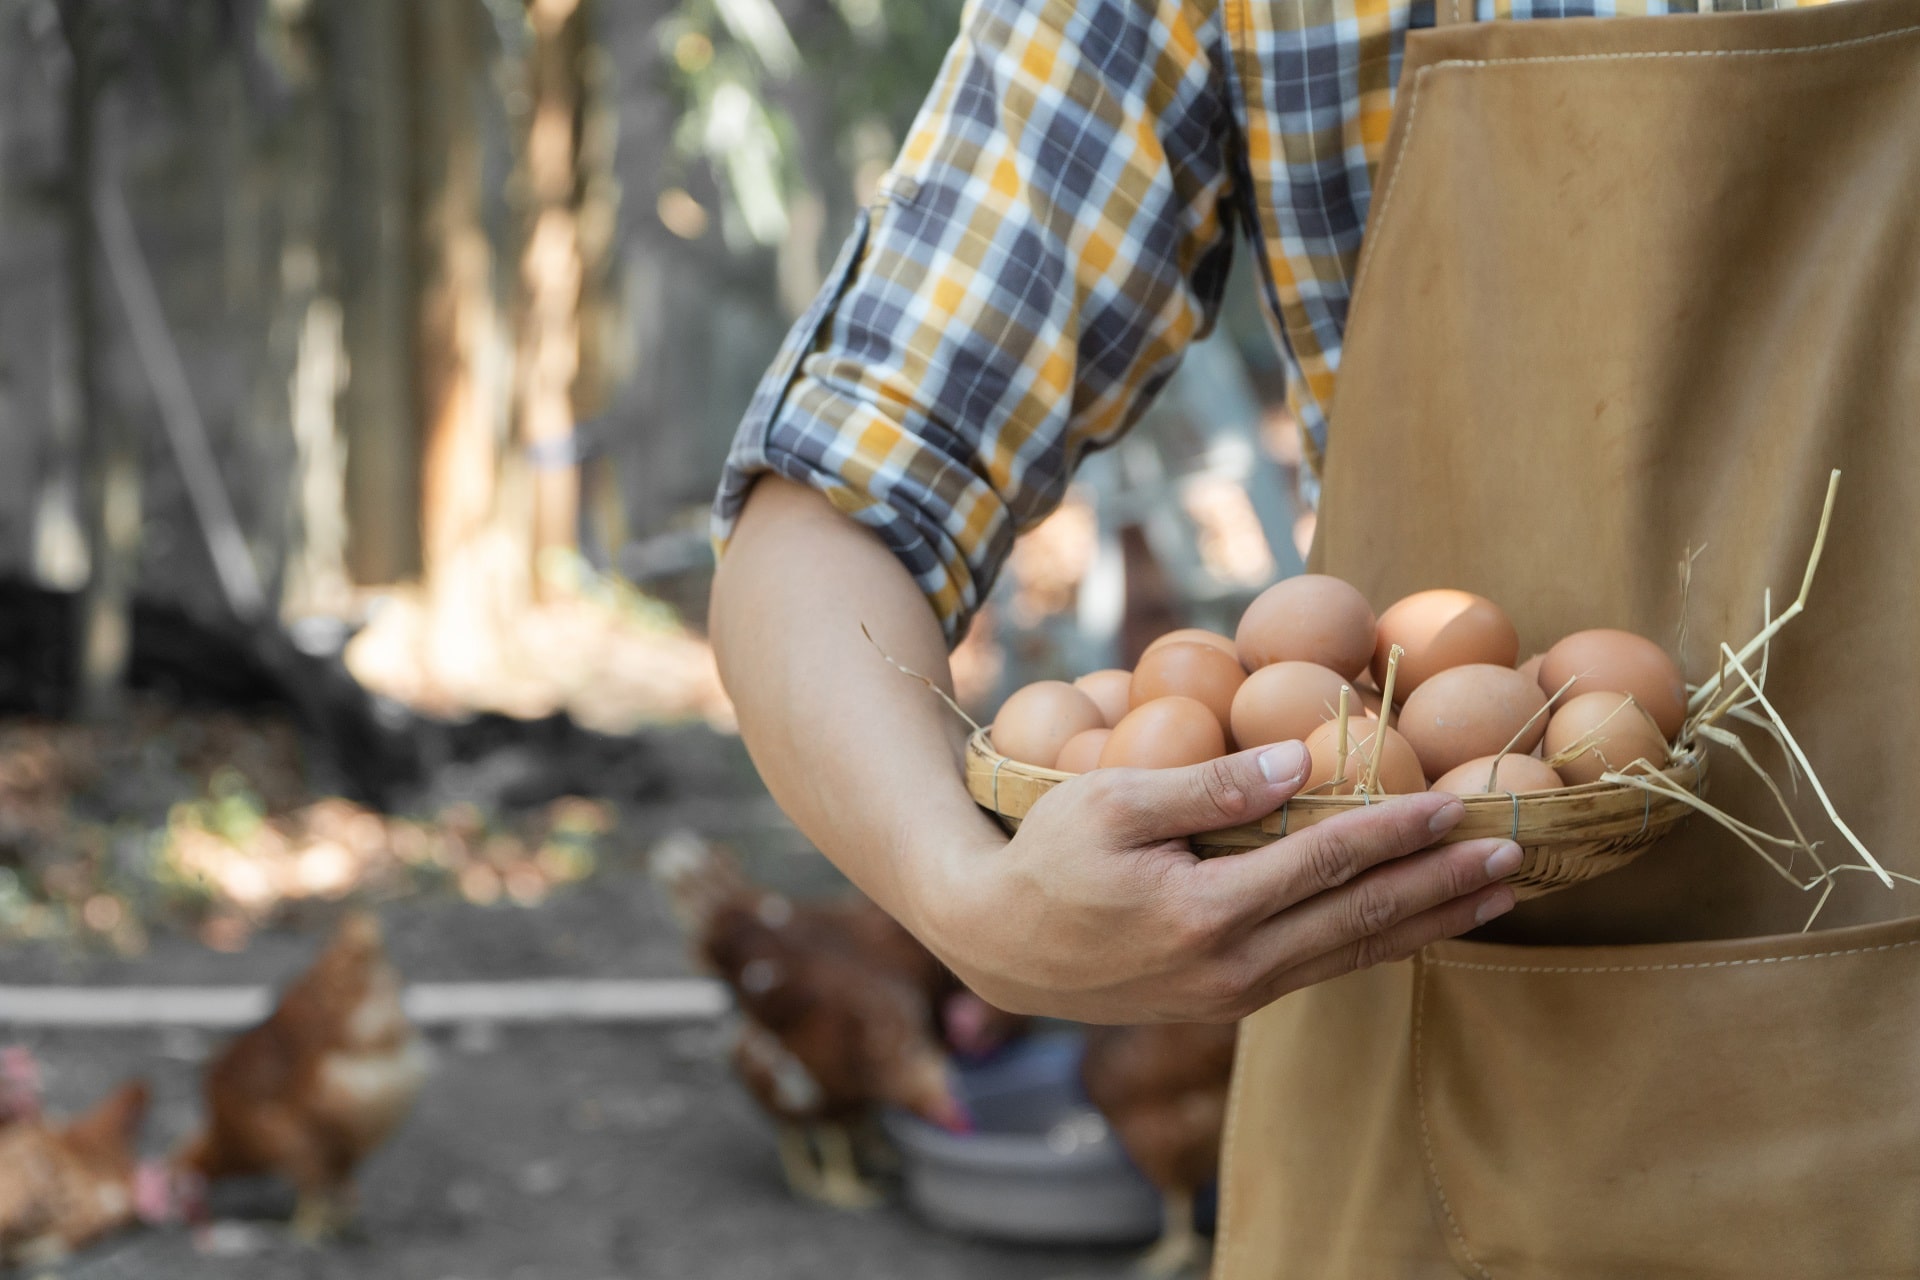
[1355,17,1920,308]
[1428,937,1920,973]
[1413,957,1495,1279]
[1351,65,1433,304]
[1436,19,1920,67]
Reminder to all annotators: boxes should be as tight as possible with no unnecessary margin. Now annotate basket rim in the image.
[965,725,1706,848]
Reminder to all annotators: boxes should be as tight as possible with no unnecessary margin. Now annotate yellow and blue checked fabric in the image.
[714,0,1806,644]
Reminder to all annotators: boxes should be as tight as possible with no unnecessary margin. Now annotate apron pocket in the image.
[1413,915,1920,1280]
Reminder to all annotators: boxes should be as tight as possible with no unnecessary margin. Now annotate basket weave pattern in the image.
[965,729,1704,901]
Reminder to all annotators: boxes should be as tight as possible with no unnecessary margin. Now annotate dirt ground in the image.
[3,726,1157,1280]
[21,1017,1140,1280]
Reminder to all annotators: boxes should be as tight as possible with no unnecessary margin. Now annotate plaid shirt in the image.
[714,0,1809,644]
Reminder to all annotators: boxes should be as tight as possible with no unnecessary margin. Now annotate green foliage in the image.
[661,0,966,250]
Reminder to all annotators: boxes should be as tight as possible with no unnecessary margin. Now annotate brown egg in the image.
[1397,664,1550,780]
[1517,653,1545,685]
[1347,677,1385,716]
[991,681,1106,769]
[1373,589,1519,698]
[1073,669,1134,729]
[1235,575,1378,679]
[1303,717,1425,795]
[1130,642,1246,736]
[1539,629,1688,739]
[1229,661,1350,750]
[1099,696,1228,769]
[1543,692,1670,785]
[1142,628,1241,663]
[1431,753,1565,795]
[1055,728,1111,774]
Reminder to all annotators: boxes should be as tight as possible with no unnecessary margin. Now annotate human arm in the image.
[714,477,1517,1023]
[708,0,1516,1022]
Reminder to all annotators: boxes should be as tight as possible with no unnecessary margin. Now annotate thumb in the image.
[1111,740,1310,844]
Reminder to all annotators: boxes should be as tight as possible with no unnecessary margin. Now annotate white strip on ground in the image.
[0,979,731,1029]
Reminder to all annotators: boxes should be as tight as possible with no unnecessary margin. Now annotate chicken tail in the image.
[61,1079,150,1159]
[171,1128,213,1176]
[649,829,752,937]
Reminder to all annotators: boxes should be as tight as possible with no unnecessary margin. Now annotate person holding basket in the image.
[709,0,1920,1271]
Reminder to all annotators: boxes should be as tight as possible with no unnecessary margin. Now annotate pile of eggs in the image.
[988,576,1687,797]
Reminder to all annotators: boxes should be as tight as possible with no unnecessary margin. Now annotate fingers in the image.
[1176,846,1516,1022]
[1246,835,1518,969]
[1249,881,1515,1007]
[1094,742,1311,844]
[1198,791,1467,926]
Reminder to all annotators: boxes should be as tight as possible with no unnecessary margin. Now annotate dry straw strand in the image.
[1719,642,1892,887]
[1675,542,1707,671]
[1365,646,1404,796]
[1543,692,1653,774]
[1485,672,1581,791]
[1688,470,1839,713]
[1597,767,1807,888]
[1332,686,1352,791]
[860,622,983,734]
[1688,720,1822,877]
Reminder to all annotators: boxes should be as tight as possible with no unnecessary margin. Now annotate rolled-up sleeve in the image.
[711,0,1237,646]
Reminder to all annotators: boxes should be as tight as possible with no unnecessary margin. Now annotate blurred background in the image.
[0,0,1308,1275]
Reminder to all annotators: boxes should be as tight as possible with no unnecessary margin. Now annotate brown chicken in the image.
[652,834,975,1208]
[172,910,429,1238]
[652,831,1026,1057]
[1082,1022,1238,1278]
[0,1079,150,1266]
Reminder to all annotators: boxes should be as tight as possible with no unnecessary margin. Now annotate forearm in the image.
[709,476,1004,930]
[712,479,1516,1023]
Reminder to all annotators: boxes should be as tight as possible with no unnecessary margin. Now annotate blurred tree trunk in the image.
[335,0,421,586]
[274,3,351,618]
[412,0,497,588]
[513,0,592,576]
[63,0,137,720]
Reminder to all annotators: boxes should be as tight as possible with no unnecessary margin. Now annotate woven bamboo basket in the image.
[965,728,1705,901]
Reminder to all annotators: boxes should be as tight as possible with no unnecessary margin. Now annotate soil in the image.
[22,1018,1139,1280]
[3,719,1155,1280]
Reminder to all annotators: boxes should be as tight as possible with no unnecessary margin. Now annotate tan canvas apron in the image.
[1214,0,1920,1274]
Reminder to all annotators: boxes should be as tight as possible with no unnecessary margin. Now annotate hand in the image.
[910,741,1519,1024]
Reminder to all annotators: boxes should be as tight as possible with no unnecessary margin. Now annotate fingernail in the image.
[1259,742,1308,784]
[1483,841,1523,878]
[1475,889,1516,925]
[1428,798,1465,836]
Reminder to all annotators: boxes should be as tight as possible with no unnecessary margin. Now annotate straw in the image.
[1364,646,1402,796]
[1331,686,1351,792]
[1718,642,1891,887]
[1687,470,1839,712]
[861,622,982,734]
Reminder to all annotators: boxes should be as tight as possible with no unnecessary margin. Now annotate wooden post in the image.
[411,0,496,588]
[335,0,421,585]
[514,0,591,576]
[62,0,137,720]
